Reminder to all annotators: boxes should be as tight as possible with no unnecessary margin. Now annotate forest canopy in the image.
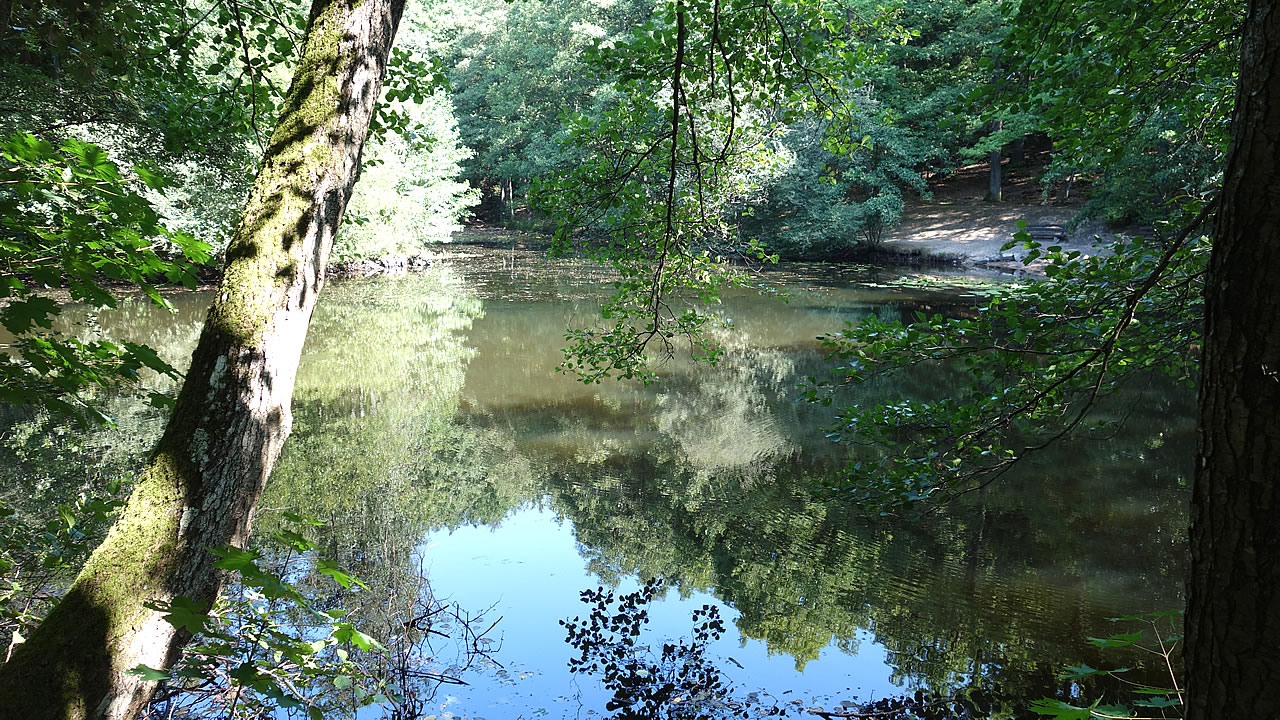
[0,0,1275,718]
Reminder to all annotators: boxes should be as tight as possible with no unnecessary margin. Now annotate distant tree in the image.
[999,0,1239,223]
[339,91,481,260]
[434,0,651,223]
[738,106,928,257]
[856,0,1033,191]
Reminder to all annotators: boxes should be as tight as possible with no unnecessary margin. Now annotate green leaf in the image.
[147,392,177,409]
[153,596,210,634]
[2,297,60,333]
[211,546,261,573]
[265,683,305,708]
[1028,699,1093,720]
[333,622,384,652]
[133,165,168,190]
[1087,631,1143,648]
[229,662,266,685]
[317,559,367,589]
[56,504,76,529]
[1058,664,1106,679]
[1134,697,1181,708]
[282,511,325,526]
[127,664,171,681]
[273,529,313,552]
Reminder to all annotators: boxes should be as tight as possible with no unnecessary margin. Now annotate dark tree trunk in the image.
[1008,136,1025,167]
[986,121,1002,202]
[0,0,406,717]
[1188,1,1280,717]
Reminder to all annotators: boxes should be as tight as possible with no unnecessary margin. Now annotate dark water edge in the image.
[328,228,983,281]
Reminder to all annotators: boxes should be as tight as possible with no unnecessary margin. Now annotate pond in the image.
[0,248,1192,718]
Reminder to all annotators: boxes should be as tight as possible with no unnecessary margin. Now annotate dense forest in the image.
[0,0,1276,718]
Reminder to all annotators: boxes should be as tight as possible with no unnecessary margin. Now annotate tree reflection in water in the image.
[0,255,1195,717]
[562,579,756,719]
[561,578,1014,720]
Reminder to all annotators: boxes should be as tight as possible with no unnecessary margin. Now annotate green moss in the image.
[0,1,392,712]
[208,13,351,348]
[79,451,188,638]
[0,451,192,718]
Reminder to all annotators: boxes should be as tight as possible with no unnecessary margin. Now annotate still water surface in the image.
[4,249,1193,717]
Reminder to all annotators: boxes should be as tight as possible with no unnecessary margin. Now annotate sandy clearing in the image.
[880,198,1118,274]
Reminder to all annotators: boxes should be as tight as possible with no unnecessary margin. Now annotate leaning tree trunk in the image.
[1187,0,1280,717]
[0,0,406,717]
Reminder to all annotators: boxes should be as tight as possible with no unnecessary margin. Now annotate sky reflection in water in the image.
[2,248,1192,718]
[419,506,895,718]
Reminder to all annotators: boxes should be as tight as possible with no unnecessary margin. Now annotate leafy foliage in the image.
[0,483,126,657]
[135,526,388,719]
[535,0,891,382]
[805,217,1209,511]
[1,0,306,157]
[0,133,210,421]
[137,514,499,719]
[1032,612,1184,720]
[370,46,452,142]
[993,0,1239,223]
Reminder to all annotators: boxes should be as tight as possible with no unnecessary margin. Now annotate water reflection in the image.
[0,250,1192,717]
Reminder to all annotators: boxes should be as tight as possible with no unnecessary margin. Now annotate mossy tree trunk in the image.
[1187,0,1280,717]
[0,0,406,717]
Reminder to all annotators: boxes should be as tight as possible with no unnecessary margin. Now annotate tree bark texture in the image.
[0,0,406,717]
[1188,0,1280,717]
[985,119,1002,202]
[1008,136,1025,167]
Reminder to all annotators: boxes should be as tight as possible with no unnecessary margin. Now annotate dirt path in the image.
[880,161,1114,273]
[882,198,1111,272]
